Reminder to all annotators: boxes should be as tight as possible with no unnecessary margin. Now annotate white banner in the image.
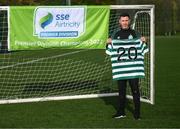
[34,6,86,38]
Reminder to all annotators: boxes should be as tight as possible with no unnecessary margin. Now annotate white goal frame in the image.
[0,5,155,105]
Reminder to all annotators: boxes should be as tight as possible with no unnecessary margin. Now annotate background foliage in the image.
[0,0,180,35]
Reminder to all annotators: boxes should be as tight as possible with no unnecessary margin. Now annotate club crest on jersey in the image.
[117,36,120,39]
[128,34,133,39]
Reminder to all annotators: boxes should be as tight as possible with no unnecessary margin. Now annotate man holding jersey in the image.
[106,13,148,120]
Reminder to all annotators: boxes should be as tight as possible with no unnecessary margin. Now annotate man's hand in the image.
[107,38,112,44]
[141,36,146,43]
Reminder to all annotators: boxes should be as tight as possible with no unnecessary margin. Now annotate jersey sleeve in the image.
[106,43,113,56]
[141,42,149,56]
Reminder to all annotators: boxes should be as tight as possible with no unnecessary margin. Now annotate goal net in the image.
[0,5,154,104]
[0,7,8,53]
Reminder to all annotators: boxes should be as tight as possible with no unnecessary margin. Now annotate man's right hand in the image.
[107,38,112,44]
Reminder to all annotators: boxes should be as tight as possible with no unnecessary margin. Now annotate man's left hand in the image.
[141,37,146,43]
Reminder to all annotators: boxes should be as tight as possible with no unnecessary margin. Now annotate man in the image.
[106,13,148,120]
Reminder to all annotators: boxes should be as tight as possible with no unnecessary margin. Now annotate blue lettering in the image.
[65,14,69,20]
[56,14,61,20]
[56,14,70,20]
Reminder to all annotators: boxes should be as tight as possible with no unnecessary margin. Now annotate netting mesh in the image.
[0,9,8,52]
[133,11,151,99]
[0,49,115,100]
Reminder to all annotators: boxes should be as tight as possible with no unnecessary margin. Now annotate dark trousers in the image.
[117,78,140,117]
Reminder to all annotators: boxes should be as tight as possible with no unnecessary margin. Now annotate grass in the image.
[0,36,180,128]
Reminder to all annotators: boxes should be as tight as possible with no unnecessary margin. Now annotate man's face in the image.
[119,16,130,29]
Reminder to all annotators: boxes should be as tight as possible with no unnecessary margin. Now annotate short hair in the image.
[119,13,130,19]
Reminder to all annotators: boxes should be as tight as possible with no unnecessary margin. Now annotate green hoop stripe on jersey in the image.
[112,64,144,69]
[106,38,148,80]
[112,70,145,76]
[113,42,140,46]
[111,43,145,52]
[111,47,143,52]
[111,53,142,58]
[111,58,144,63]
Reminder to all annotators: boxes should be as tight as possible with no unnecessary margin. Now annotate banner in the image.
[10,6,110,50]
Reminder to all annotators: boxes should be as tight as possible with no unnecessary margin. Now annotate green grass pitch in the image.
[0,36,180,128]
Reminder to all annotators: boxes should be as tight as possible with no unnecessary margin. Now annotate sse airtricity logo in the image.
[34,7,86,38]
[39,13,53,29]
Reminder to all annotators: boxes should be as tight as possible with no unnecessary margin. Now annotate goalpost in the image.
[0,5,155,104]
